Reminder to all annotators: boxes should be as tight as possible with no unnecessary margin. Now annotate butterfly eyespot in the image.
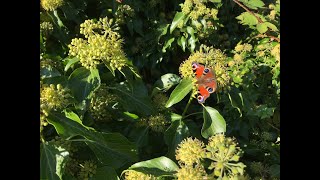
[197,95,204,103]
[192,62,198,70]
[207,87,213,93]
[203,68,210,74]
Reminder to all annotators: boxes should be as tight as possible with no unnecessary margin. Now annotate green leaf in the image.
[165,78,193,108]
[162,37,175,53]
[127,156,179,177]
[236,12,259,26]
[64,56,80,72]
[170,12,186,33]
[264,22,279,31]
[227,92,243,117]
[180,36,186,51]
[188,35,197,52]
[157,24,170,41]
[40,142,69,180]
[40,66,61,79]
[128,126,149,148]
[92,166,119,180]
[68,67,100,103]
[152,73,181,96]
[164,120,190,159]
[46,112,138,168]
[201,106,226,138]
[133,18,144,36]
[245,0,265,10]
[209,0,221,2]
[257,23,268,34]
[111,80,155,116]
[170,113,182,122]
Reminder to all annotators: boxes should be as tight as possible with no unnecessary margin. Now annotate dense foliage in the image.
[40,0,280,179]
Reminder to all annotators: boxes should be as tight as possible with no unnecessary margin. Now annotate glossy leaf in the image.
[92,166,119,180]
[46,112,138,168]
[162,37,175,53]
[236,12,259,26]
[127,156,179,177]
[165,78,193,108]
[40,142,69,180]
[170,12,186,33]
[64,56,80,72]
[164,120,190,159]
[68,67,100,103]
[201,106,226,138]
[152,73,181,96]
[257,23,268,34]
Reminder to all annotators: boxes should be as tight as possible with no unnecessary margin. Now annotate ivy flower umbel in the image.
[89,84,117,122]
[175,137,205,166]
[68,17,127,71]
[176,165,207,180]
[115,5,135,24]
[78,160,97,179]
[204,134,246,178]
[140,113,169,132]
[40,84,71,116]
[181,0,219,21]
[40,0,64,11]
[40,22,53,37]
[124,170,156,180]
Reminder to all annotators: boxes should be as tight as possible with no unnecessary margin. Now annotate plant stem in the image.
[183,112,202,119]
[233,0,263,23]
[182,94,193,118]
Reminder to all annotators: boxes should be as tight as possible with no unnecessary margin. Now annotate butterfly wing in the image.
[192,62,218,103]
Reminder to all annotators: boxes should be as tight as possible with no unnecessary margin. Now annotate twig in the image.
[233,0,263,23]
[255,34,280,42]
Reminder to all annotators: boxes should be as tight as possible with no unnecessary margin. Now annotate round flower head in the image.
[124,170,156,180]
[41,0,64,11]
[152,93,169,112]
[176,165,207,180]
[205,134,246,178]
[175,137,205,166]
[115,5,135,24]
[40,22,53,37]
[140,113,169,132]
[68,17,127,71]
[89,84,117,122]
[40,84,72,116]
[78,160,97,179]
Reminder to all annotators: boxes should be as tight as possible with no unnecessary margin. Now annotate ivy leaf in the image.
[269,164,280,178]
[264,22,279,31]
[40,142,69,180]
[46,112,138,169]
[165,78,193,108]
[170,12,186,33]
[201,106,226,138]
[157,24,169,41]
[164,120,190,159]
[236,12,259,26]
[126,156,179,177]
[257,23,268,34]
[180,36,187,52]
[162,37,175,53]
[152,73,181,96]
[68,67,100,103]
[40,66,61,79]
[188,35,197,53]
[240,0,265,10]
[64,56,80,72]
[133,18,144,36]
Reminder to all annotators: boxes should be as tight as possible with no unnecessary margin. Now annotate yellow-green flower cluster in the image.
[271,44,280,63]
[124,170,156,180]
[89,84,117,122]
[268,0,280,20]
[40,22,53,36]
[140,113,168,132]
[41,0,64,11]
[115,5,135,24]
[152,93,169,112]
[68,17,127,70]
[176,165,207,180]
[40,84,71,116]
[181,0,219,21]
[175,137,205,166]
[179,45,230,94]
[78,160,97,179]
[40,113,48,132]
[232,43,252,65]
[204,134,246,178]
[65,158,81,177]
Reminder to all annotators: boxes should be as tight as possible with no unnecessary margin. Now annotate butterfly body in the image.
[192,62,217,103]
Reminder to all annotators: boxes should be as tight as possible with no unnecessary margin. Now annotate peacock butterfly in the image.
[192,62,217,103]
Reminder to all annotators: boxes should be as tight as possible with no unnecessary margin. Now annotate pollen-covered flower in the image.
[271,43,280,62]
[115,4,135,24]
[204,134,246,178]
[233,53,243,63]
[181,0,219,21]
[65,158,81,177]
[152,93,168,112]
[78,160,97,179]
[140,113,169,132]
[176,165,207,180]
[124,170,156,180]
[40,22,53,36]
[41,0,64,11]
[40,84,72,116]
[234,44,244,52]
[68,17,127,71]
[175,137,205,166]
[89,84,117,122]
